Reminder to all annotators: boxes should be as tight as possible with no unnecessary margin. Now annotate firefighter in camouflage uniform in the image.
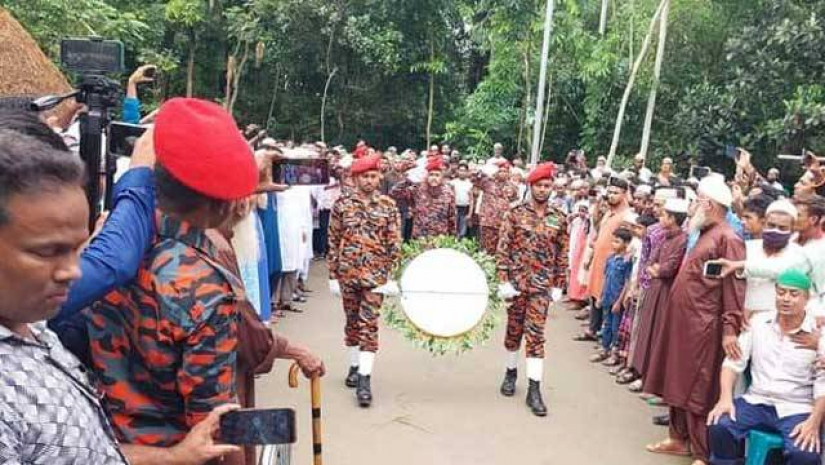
[328,153,402,408]
[495,162,569,417]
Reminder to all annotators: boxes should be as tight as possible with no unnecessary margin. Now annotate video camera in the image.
[29,37,125,230]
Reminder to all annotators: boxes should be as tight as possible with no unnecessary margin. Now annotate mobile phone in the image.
[703,261,723,278]
[274,158,330,186]
[108,122,148,157]
[143,66,157,79]
[690,166,711,180]
[219,408,296,445]
[60,37,124,74]
[724,145,740,161]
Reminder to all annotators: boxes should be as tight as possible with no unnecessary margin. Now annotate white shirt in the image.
[744,240,801,313]
[723,311,825,418]
[450,179,473,207]
[745,237,825,315]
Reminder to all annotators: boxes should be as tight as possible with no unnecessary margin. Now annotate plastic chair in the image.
[745,430,784,465]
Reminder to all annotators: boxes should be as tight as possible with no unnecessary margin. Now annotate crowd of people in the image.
[3,61,825,465]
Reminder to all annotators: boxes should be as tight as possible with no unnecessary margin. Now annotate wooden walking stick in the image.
[289,363,323,465]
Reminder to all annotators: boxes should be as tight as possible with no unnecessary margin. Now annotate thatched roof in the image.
[0,7,74,120]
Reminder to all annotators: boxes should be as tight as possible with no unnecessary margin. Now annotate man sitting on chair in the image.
[707,269,824,465]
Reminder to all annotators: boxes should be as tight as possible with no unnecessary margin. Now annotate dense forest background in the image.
[3,0,825,176]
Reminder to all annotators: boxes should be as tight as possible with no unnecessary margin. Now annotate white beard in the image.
[231,212,260,266]
[687,208,707,235]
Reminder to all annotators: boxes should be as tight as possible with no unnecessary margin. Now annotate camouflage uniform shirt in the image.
[497,200,570,293]
[478,177,517,229]
[389,180,456,238]
[328,191,402,288]
[88,214,239,447]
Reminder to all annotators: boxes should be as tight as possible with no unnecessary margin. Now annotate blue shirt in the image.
[49,167,155,359]
[687,209,744,252]
[601,253,633,310]
[122,96,141,124]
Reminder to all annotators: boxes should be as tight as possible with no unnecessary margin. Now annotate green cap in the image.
[777,269,811,291]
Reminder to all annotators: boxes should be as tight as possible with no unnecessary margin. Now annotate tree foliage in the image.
[4,0,825,172]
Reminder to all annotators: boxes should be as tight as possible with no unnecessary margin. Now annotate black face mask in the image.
[762,229,791,250]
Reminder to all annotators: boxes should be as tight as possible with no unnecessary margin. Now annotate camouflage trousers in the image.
[504,293,552,358]
[341,286,384,353]
[480,226,500,256]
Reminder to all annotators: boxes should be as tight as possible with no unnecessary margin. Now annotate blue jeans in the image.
[708,398,820,465]
[601,307,622,351]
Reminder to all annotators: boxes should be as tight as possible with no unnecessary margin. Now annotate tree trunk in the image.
[426,41,435,148]
[599,0,609,35]
[539,74,553,158]
[628,0,635,71]
[266,68,280,129]
[320,68,338,143]
[320,25,337,143]
[186,29,196,97]
[638,0,670,160]
[517,49,530,157]
[228,41,250,115]
[605,0,667,168]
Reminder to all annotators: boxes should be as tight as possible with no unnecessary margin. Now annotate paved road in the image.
[257,264,688,465]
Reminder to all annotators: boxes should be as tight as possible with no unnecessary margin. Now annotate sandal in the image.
[574,332,597,342]
[589,351,608,363]
[616,371,638,385]
[639,392,658,401]
[647,397,665,406]
[608,365,625,375]
[628,379,643,392]
[602,355,620,367]
[281,304,304,313]
[646,439,691,457]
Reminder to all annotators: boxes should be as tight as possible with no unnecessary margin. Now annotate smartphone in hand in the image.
[219,408,296,445]
[703,261,723,278]
[273,158,330,186]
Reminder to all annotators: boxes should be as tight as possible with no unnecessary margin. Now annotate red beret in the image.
[353,145,368,159]
[351,153,381,175]
[154,98,257,200]
[527,162,556,184]
[426,158,444,172]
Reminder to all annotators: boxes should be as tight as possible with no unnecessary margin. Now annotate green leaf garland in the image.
[382,235,505,356]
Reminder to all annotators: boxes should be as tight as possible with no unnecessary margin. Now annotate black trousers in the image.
[589,297,603,336]
[314,209,331,256]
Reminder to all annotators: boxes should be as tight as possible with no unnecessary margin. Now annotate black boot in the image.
[526,380,547,417]
[356,375,372,407]
[345,366,359,388]
[500,368,517,397]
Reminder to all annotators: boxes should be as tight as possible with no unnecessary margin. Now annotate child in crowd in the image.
[591,227,634,364]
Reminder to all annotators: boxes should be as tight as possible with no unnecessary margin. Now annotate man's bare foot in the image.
[645,438,691,457]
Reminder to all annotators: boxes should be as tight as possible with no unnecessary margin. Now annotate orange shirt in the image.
[588,204,629,300]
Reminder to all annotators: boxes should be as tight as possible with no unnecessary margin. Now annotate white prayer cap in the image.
[636,184,653,196]
[338,154,353,169]
[554,177,567,187]
[634,153,645,161]
[654,188,677,201]
[570,179,585,190]
[766,199,798,220]
[664,198,690,214]
[698,175,732,208]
